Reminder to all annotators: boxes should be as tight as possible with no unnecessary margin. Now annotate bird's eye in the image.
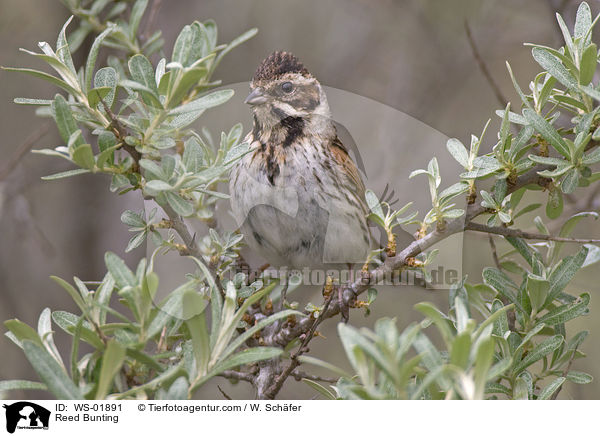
[281,82,293,93]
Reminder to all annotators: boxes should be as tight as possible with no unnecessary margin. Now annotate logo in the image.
[2,402,50,433]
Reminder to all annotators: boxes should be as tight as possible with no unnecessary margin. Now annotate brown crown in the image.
[252,51,311,83]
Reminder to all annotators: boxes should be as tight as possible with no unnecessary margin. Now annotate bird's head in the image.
[246,51,330,130]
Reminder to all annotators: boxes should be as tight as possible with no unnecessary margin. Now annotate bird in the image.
[229,51,371,271]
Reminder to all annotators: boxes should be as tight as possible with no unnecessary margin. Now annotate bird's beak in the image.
[244,87,268,105]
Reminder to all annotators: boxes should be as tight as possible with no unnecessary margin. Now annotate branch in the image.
[488,234,502,270]
[100,99,141,168]
[465,20,509,108]
[466,222,600,243]
[219,370,255,383]
[144,0,163,41]
[0,122,50,181]
[266,166,551,363]
[217,385,232,400]
[291,370,338,384]
[550,344,578,400]
[261,295,333,399]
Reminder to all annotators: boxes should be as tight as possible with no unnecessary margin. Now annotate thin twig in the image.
[267,167,550,349]
[262,295,333,399]
[217,385,233,400]
[465,21,509,108]
[100,99,141,168]
[144,0,163,41]
[0,122,51,181]
[487,234,516,330]
[219,370,255,383]
[550,344,578,400]
[488,234,502,270]
[466,222,600,243]
[291,370,338,384]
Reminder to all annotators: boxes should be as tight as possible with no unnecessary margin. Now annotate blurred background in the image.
[1,0,599,399]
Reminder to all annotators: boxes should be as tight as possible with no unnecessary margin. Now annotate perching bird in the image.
[229,51,371,270]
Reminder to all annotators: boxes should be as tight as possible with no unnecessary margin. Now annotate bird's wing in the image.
[330,135,366,204]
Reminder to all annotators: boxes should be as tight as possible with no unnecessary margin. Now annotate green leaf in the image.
[85,25,115,93]
[582,146,600,164]
[104,251,136,288]
[580,84,600,104]
[531,47,577,90]
[513,377,529,400]
[165,66,208,108]
[38,307,63,367]
[2,66,80,96]
[14,98,54,106]
[172,25,194,66]
[527,273,550,313]
[522,108,570,158]
[129,0,148,41]
[537,293,590,325]
[297,355,351,378]
[546,188,564,219]
[182,139,204,172]
[482,268,524,313]
[93,67,117,108]
[121,210,146,227]
[302,379,336,399]
[546,246,588,302]
[129,54,161,107]
[52,94,83,147]
[561,169,580,194]
[51,311,104,349]
[87,86,112,108]
[120,79,162,108]
[537,377,565,400]
[22,340,83,399]
[125,231,147,252]
[164,192,194,217]
[553,212,598,261]
[220,309,302,363]
[41,168,90,180]
[579,43,597,85]
[474,336,495,399]
[95,339,126,399]
[566,370,593,384]
[513,335,563,374]
[4,319,43,348]
[528,155,566,166]
[460,156,503,179]
[537,164,573,178]
[0,380,47,392]
[165,376,189,400]
[446,138,469,168]
[439,182,469,201]
[582,243,600,268]
[556,13,575,55]
[185,309,210,378]
[506,62,532,108]
[486,382,511,396]
[50,276,88,313]
[145,180,173,192]
[574,2,592,42]
[169,89,234,116]
[450,332,472,369]
[71,144,95,169]
[414,302,453,347]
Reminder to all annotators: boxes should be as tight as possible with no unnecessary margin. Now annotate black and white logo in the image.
[2,402,50,433]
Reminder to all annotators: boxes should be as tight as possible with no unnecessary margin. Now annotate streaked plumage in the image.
[230,52,370,268]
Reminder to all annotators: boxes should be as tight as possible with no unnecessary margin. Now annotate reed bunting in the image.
[229,51,371,269]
